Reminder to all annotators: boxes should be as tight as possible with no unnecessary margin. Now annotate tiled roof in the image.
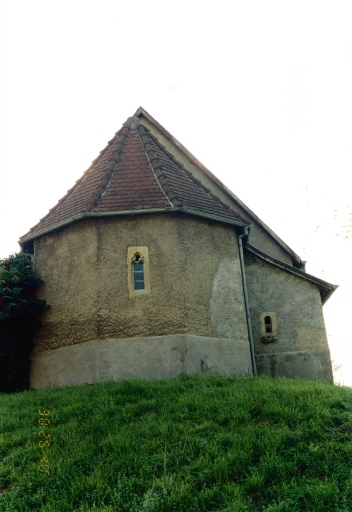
[20,114,248,242]
[245,244,338,304]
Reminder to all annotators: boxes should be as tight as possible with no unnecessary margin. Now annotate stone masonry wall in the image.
[244,252,333,382]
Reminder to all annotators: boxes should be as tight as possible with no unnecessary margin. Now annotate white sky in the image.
[0,1,351,383]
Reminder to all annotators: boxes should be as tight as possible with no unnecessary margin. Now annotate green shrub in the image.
[0,253,48,393]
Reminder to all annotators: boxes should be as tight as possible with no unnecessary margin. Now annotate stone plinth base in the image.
[30,334,253,389]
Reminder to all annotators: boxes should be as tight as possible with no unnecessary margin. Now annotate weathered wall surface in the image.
[30,335,253,389]
[248,225,293,265]
[34,219,99,352]
[255,350,333,381]
[34,215,187,352]
[244,252,333,382]
[175,216,248,343]
[33,214,250,361]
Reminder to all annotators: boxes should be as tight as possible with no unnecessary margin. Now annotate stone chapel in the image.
[19,107,336,388]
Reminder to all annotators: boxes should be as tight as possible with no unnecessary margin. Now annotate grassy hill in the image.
[1,374,352,511]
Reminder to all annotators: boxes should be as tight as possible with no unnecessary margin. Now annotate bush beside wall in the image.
[0,253,48,393]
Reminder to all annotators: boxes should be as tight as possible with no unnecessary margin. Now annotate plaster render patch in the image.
[210,258,247,339]
[295,325,328,351]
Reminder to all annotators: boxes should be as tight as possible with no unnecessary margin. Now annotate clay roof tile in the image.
[20,111,248,243]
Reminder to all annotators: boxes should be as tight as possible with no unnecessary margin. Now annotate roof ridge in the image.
[137,124,180,207]
[141,126,247,223]
[91,125,125,165]
[84,125,130,212]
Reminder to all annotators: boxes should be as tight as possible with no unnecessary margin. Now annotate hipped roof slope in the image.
[20,113,248,244]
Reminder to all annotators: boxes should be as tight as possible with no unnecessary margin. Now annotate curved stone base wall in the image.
[255,349,333,383]
[30,335,253,389]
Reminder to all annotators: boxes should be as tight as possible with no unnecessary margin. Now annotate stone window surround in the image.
[127,246,150,298]
[260,311,277,343]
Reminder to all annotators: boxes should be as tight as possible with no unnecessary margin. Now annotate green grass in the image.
[1,374,352,511]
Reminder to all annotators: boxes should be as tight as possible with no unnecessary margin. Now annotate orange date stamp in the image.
[38,409,50,473]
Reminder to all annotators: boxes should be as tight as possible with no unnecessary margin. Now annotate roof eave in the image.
[245,243,338,304]
[135,106,302,266]
[19,208,250,246]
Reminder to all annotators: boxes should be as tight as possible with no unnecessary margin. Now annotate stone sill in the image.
[260,335,278,344]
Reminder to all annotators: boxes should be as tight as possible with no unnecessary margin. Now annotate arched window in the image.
[127,246,150,297]
[260,312,277,343]
[264,316,272,333]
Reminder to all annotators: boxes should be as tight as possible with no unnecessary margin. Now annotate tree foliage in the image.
[0,253,48,393]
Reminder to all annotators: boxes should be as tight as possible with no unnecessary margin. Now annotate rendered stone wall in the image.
[244,252,333,382]
[33,215,186,352]
[248,226,293,265]
[33,214,250,359]
[175,216,248,342]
